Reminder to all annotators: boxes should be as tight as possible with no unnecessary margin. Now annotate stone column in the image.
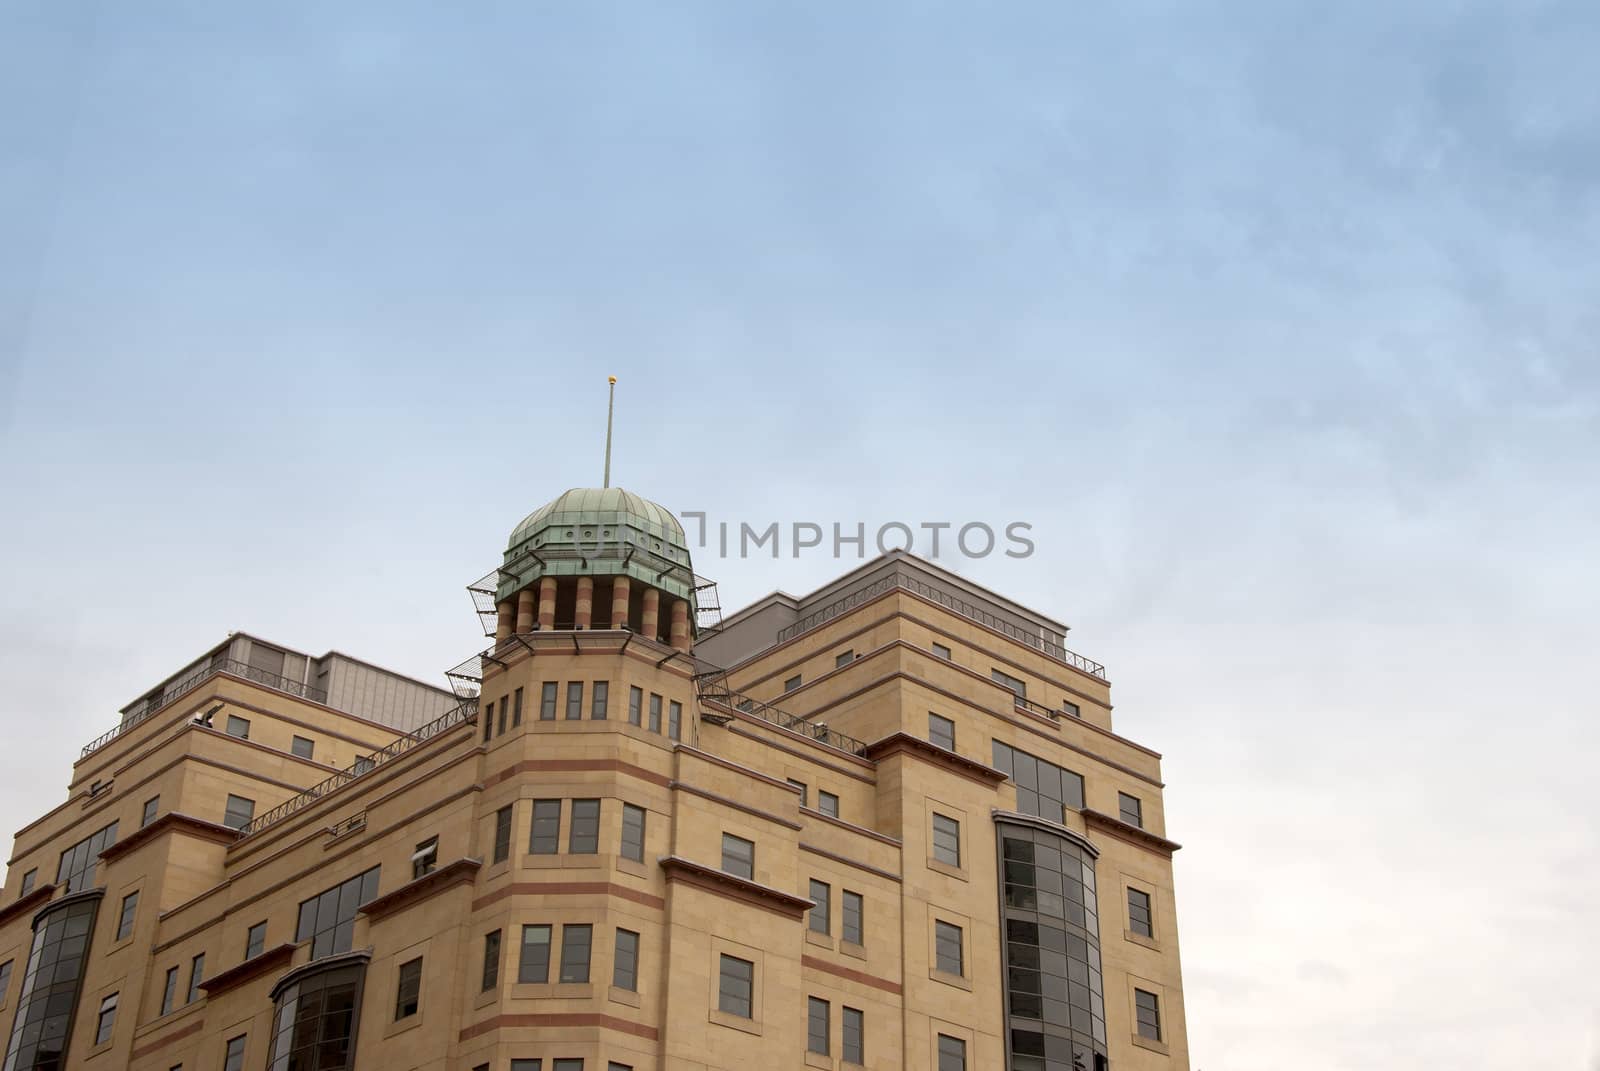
[538,576,557,630]
[641,588,660,641]
[495,600,514,643]
[669,597,690,652]
[575,576,594,629]
[611,575,631,630]
[515,589,535,635]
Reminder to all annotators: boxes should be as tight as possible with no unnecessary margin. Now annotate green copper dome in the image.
[507,487,685,550]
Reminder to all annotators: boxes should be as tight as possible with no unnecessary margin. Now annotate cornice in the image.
[658,856,812,919]
[358,858,481,922]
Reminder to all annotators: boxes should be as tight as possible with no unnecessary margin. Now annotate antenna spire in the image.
[603,375,617,487]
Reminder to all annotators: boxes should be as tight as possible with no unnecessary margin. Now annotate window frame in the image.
[493,804,514,863]
[620,803,646,862]
[290,735,315,759]
[530,799,562,854]
[115,890,139,941]
[1128,887,1154,938]
[612,928,639,992]
[928,712,956,751]
[394,956,422,1019]
[717,954,754,1018]
[566,681,584,720]
[568,798,601,854]
[934,919,964,977]
[518,923,552,984]
[818,790,840,818]
[842,890,864,946]
[541,681,558,720]
[244,920,267,959]
[1135,987,1162,1040]
[482,930,502,991]
[558,923,592,984]
[842,1005,864,1064]
[808,879,831,935]
[807,995,830,1055]
[591,681,608,720]
[720,833,755,880]
[1119,791,1144,828]
[224,714,251,740]
[223,794,255,830]
[931,813,961,867]
[94,991,118,1045]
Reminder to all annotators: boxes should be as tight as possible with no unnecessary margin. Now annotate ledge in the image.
[198,943,297,997]
[659,856,812,920]
[33,886,105,928]
[0,884,56,929]
[100,814,239,863]
[1081,809,1181,857]
[270,948,372,1002]
[992,810,1100,858]
[860,733,1009,787]
[359,858,482,922]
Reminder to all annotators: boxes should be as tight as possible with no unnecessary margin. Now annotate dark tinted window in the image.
[569,800,600,854]
[612,929,638,991]
[842,890,863,945]
[1118,792,1143,828]
[992,741,1085,818]
[56,821,119,893]
[721,834,754,879]
[245,920,266,959]
[116,891,139,941]
[267,963,364,1070]
[937,1034,966,1071]
[141,796,160,827]
[223,794,255,830]
[295,867,380,960]
[843,1006,863,1063]
[929,713,956,751]
[591,681,608,720]
[291,735,315,759]
[1128,888,1153,938]
[566,682,584,720]
[223,1034,246,1071]
[481,930,501,990]
[809,880,830,934]
[395,958,421,1019]
[558,924,591,983]
[620,804,646,862]
[717,955,753,1017]
[3,896,102,1070]
[808,996,829,1054]
[935,920,963,975]
[932,814,961,866]
[518,924,551,983]
[530,800,561,854]
[493,805,513,863]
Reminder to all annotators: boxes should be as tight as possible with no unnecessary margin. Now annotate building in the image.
[0,484,1189,1071]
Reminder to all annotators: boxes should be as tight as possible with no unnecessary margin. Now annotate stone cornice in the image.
[659,856,812,920]
[269,947,373,1002]
[99,813,239,863]
[0,884,57,929]
[197,942,296,997]
[1080,809,1182,856]
[861,732,1010,787]
[358,857,481,922]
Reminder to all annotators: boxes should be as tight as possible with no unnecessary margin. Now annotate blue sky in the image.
[3,3,1597,1068]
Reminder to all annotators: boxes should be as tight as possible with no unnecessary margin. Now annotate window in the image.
[842,890,864,945]
[1119,792,1144,828]
[620,803,646,862]
[225,714,251,739]
[88,778,107,797]
[668,700,682,741]
[928,713,956,751]
[531,800,562,854]
[569,799,600,854]
[808,880,830,934]
[245,920,267,959]
[2,896,97,1067]
[483,700,494,742]
[628,686,642,726]
[608,1064,632,1071]
[932,641,952,660]
[818,790,840,818]
[835,650,855,668]
[493,804,513,863]
[186,953,205,1003]
[843,1006,864,1063]
[787,779,808,806]
[566,681,584,720]
[992,740,1086,817]
[0,960,10,1006]
[541,682,558,720]
[56,821,118,894]
[613,928,639,991]
[512,686,524,726]
[518,924,552,983]
[482,930,502,990]
[296,867,381,960]
[721,834,754,879]
[266,963,362,1071]
[1135,988,1162,1040]
[116,890,139,940]
[395,957,422,1019]
[1062,699,1081,719]
[559,924,592,983]
[498,698,508,736]
[991,668,1027,698]
[19,869,36,895]
[1129,888,1153,938]
[931,813,961,867]
[291,734,316,759]
[93,992,118,1044]
[141,795,160,827]
[934,920,964,976]
[647,693,662,733]
[412,836,439,879]
[937,1034,967,1071]
[783,674,802,693]
[223,1034,246,1071]
[553,1062,583,1071]
[159,966,178,1015]
[591,681,608,719]
[510,1062,542,1071]
[223,794,255,830]
[808,996,830,1054]
[717,954,753,1017]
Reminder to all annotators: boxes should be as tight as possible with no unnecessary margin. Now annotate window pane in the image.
[842,890,864,945]
[717,955,753,1018]
[937,1034,966,1071]
[569,799,600,854]
[395,957,422,1019]
[668,700,682,741]
[531,799,562,854]
[519,925,551,983]
[932,814,961,866]
[647,694,662,733]
[1118,792,1143,828]
[935,920,964,975]
[843,1007,864,1063]
[559,924,592,983]
[628,686,642,725]
[620,804,646,862]
[721,834,754,879]
[482,930,501,990]
[494,805,514,863]
[592,681,608,720]
[929,713,956,750]
[809,880,830,934]
[808,996,830,1054]
[541,682,558,720]
[567,681,584,719]
[612,929,639,991]
[818,791,839,818]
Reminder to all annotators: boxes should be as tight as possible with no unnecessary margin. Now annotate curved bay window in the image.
[267,955,368,1071]
[996,817,1107,1071]
[2,890,103,1071]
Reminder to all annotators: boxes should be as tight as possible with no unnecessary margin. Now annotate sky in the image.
[2,2,1597,1067]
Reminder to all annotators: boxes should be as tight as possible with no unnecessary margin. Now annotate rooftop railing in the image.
[697,676,868,757]
[80,658,330,759]
[774,572,1108,681]
[236,698,477,839]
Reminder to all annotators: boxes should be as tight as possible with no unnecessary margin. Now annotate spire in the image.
[603,375,617,488]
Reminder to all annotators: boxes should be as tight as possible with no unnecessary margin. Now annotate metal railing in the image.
[235,697,478,838]
[697,675,867,757]
[775,572,1108,680]
[80,658,331,759]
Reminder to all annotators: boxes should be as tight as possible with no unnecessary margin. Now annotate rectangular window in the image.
[592,681,608,720]
[223,1035,246,1071]
[245,920,266,959]
[992,740,1086,817]
[717,954,753,1018]
[931,813,961,867]
[530,800,562,854]
[931,641,952,660]
[620,803,646,862]
[991,667,1027,698]
[0,961,9,1005]
[20,869,36,895]
[668,700,682,741]
[510,1062,541,1071]
[513,686,524,726]
[225,714,251,739]
[808,996,830,1055]
[295,867,381,960]
[186,953,205,1003]
[541,682,558,720]
[843,1006,864,1064]
[1062,699,1081,719]
[566,681,584,720]
[842,890,864,945]
[818,790,839,818]
[934,920,964,976]
[553,1062,583,1071]
[612,928,639,991]
[647,693,662,733]
[808,880,830,934]
[783,674,802,692]
[787,779,807,806]
[159,965,177,1016]
[482,930,502,990]
[559,924,592,983]
[928,713,956,751]
[291,735,315,759]
[518,924,551,983]
[94,992,117,1044]
[1128,888,1153,938]
[57,821,119,894]
[395,957,422,1019]
[608,1064,632,1071]
[141,796,160,828]
[223,794,255,830]
[483,700,494,742]
[493,804,513,863]
[1135,988,1162,1040]
[498,700,508,736]
[116,890,139,941]
[721,833,754,879]
[1119,792,1144,828]
[937,1034,966,1071]
[569,799,601,854]
[412,836,438,879]
[628,686,643,726]
[835,650,854,668]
